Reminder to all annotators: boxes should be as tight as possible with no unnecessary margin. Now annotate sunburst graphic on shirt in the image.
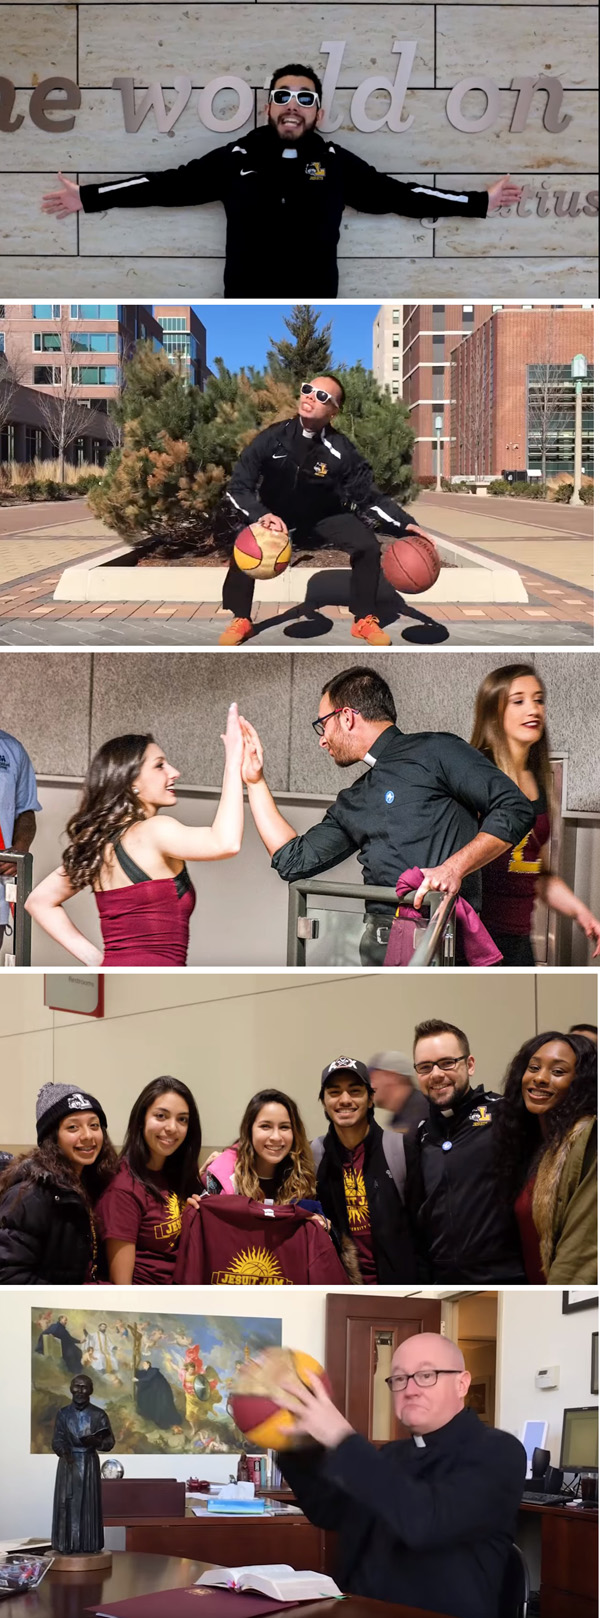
[343,1166,371,1231]
[153,1190,183,1244]
[211,1246,293,1284]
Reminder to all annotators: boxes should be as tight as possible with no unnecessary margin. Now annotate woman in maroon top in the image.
[471,663,600,965]
[495,1032,597,1283]
[95,1076,202,1284]
[26,704,244,966]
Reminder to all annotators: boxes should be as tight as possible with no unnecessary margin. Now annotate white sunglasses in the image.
[269,88,321,108]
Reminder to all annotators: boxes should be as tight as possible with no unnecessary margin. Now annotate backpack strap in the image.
[380,1128,407,1200]
[311,1136,325,1172]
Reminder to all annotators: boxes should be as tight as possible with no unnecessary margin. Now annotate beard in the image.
[267,107,318,145]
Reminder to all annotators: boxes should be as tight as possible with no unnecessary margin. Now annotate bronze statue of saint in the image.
[51,1374,115,1555]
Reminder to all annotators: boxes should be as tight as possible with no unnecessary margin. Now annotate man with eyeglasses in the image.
[218,372,430,646]
[239,665,535,966]
[405,1018,526,1281]
[276,1330,526,1618]
[41,63,522,298]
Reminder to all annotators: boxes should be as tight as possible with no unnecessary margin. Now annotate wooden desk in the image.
[104,1511,328,1571]
[518,1502,598,1618]
[0,1552,456,1618]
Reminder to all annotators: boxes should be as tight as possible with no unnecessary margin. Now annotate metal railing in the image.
[0,852,33,966]
[287,879,457,968]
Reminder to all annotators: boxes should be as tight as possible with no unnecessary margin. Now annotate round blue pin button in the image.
[441,1140,453,1151]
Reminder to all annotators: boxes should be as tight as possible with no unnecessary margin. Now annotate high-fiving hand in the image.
[221,702,244,770]
[41,173,83,218]
[239,717,264,785]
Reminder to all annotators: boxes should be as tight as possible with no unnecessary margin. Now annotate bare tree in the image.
[527,308,567,483]
[451,324,492,478]
[34,308,95,480]
[0,310,28,444]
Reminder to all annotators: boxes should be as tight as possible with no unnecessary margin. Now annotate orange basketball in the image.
[233,522,292,580]
[382,533,440,594]
[229,1347,331,1450]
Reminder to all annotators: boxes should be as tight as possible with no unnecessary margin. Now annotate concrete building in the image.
[450,307,595,480]
[153,306,208,388]
[372,304,404,395]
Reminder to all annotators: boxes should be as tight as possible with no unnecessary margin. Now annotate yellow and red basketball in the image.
[229,1346,331,1450]
[233,522,292,580]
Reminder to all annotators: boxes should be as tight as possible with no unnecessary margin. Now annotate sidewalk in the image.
[0,496,593,646]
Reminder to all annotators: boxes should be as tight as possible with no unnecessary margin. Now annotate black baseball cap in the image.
[319,1057,373,1100]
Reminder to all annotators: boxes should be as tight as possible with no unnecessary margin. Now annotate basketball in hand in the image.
[229,1346,331,1450]
[233,522,292,580]
[382,533,440,594]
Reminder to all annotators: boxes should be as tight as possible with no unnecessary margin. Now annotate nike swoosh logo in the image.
[272,454,286,459]
[240,169,256,176]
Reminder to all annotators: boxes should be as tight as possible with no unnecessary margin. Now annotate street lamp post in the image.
[434,414,443,492]
[570,354,587,506]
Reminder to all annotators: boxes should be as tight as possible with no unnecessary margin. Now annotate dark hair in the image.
[470,663,553,807]
[70,1374,93,1393]
[235,1088,316,1202]
[62,734,154,892]
[569,1023,598,1036]
[495,1031,597,1203]
[413,1018,471,1058]
[322,666,396,723]
[321,374,346,409]
[0,1128,118,1209]
[268,63,323,101]
[121,1077,202,1202]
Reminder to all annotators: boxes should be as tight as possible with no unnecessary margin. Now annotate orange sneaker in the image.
[218,617,255,647]
[351,615,392,646]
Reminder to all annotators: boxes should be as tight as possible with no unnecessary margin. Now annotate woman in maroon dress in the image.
[470,663,600,965]
[26,704,244,966]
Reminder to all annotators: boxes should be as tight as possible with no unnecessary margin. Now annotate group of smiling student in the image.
[0,1018,595,1289]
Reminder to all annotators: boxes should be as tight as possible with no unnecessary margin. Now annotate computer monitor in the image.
[559,1407,599,1472]
[520,1420,549,1477]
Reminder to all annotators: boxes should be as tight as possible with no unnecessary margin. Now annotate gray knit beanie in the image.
[36,1083,107,1145]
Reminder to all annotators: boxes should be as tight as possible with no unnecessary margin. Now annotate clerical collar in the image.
[282,148,299,159]
[413,1435,426,1448]
[363,725,401,768]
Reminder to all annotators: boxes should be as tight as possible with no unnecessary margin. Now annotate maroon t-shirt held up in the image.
[173,1195,348,1285]
[95,1160,184,1284]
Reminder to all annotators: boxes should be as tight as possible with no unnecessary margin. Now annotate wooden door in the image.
[325,1294,441,1444]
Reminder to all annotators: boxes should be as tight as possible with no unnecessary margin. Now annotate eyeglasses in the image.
[270,89,320,108]
[414,1056,468,1078]
[385,1370,461,1392]
[301,382,338,406]
[312,707,359,737]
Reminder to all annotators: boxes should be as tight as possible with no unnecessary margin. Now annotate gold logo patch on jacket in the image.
[469,1106,493,1127]
[306,162,326,180]
[314,461,328,477]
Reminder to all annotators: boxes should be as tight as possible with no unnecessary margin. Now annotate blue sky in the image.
[189,303,377,373]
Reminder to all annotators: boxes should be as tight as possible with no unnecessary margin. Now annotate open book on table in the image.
[196,1566,343,1601]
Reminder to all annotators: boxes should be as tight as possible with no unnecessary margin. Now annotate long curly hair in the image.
[470,663,553,806]
[234,1089,317,1202]
[0,1128,118,1211]
[120,1076,202,1202]
[61,734,154,892]
[495,1031,597,1204]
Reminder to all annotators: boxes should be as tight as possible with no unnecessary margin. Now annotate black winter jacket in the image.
[313,1115,416,1282]
[0,1158,95,1284]
[280,1409,527,1618]
[405,1084,526,1282]
[79,124,489,298]
[223,415,412,540]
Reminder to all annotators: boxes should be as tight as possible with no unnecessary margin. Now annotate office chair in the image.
[498,1542,530,1617]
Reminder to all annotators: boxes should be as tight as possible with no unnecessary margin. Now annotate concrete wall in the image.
[2,651,600,811]
[1,6,597,297]
[0,969,595,1150]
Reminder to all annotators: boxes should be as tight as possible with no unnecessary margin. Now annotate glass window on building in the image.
[33,332,62,351]
[71,366,119,386]
[527,363,595,477]
[70,304,119,321]
[25,426,44,460]
[32,304,61,319]
[432,305,445,331]
[161,317,187,331]
[34,365,61,384]
[392,358,400,372]
[462,305,474,325]
[432,366,445,400]
[0,425,15,461]
[492,305,503,312]
[392,309,400,322]
[0,333,4,354]
[70,332,118,353]
[392,337,400,348]
[432,334,445,352]
[392,382,399,393]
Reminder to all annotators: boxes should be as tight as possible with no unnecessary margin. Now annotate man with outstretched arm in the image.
[218,371,433,647]
[239,665,534,965]
[41,63,522,298]
[276,1331,526,1618]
